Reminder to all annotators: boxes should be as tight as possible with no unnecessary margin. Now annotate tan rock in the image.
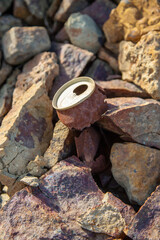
[20,175,39,187]
[119,31,160,99]
[0,193,10,208]
[110,142,160,205]
[0,61,12,86]
[27,155,47,177]
[2,27,51,65]
[98,97,160,149]
[98,48,119,72]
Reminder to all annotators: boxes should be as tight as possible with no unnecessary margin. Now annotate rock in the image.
[27,155,47,177]
[0,61,12,86]
[85,59,113,81]
[110,142,160,205]
[104,41,119,55]
[98,48,119,72]
[127,185,160,240]
[98,97,160,149]
[13,52,59,104]
[96,80,150,98]
[54,0,88,22]
[0,156,111,240]
[24,0,49,19]
[103,0,160,43]
[20,175,39,187]
[0,0,12,15]
[50,42,94,97]
[2,27,51,65]
[65,13,103,54]
[0,193,10,208]
[0,68,20,119]
[119,31,160,100]
[55,27,70,42]
[82,0,116,27]
[47,0,61,18]
[0,15,22,38]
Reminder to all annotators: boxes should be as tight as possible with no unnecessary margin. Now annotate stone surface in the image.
[98,47,119,72]
[50,42,94,97]
[20,175,39,187]
[0,0,12,15]
[98,97,160,149]
[119,31,160,100]
[13,52,59,104]
[2,27,51,65]
[65,13,103,54]
[86,59,113,81]
[103,0,160,43]
[24,0,49,19]
[0,157,111,240]
[110,142,160,205]
[0,61,12,86]
[96,80,150,98]
[47,0,61,18]
[55,27,70,42]
[127,185,160,240]
[55,0,88,22]
[0,193,10,208]
[27,155,47,177]
[81,0,116,27]
[0,15,22,38]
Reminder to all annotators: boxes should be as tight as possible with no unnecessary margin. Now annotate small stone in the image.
[98,48,119,72]
[98,97,160,149]
[0,193,10,208]
[47,0,61,18]
[27,155,46,177]
[119,31,160,99]
[65,13,103,53]
[55,27,69,42]
[54,0,88,22]
[0,15,22,38]
[0,0,12,15]
[96,79,150,98]
[24,0,49,19]
[20,175,39,187]
[127,185,160,240]
[0,61,12,86]
[85,59,113,81]
[110,142,160,205]
[2,27,51,65]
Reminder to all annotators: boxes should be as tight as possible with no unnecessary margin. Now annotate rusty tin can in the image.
[52,77,107,130]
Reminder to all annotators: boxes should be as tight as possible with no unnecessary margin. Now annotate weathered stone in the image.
[20,175,39,187]
[24,0,49,19]
[96,80,150,98]
[0,15,22,38]
[0,0,12,15]
[0,68,20,119]
[98,48,119,72]
[0,61,12,86]
[65,13,103,54]
[2,27,51,65]
[0,193,10,208]
[27,155,47,177]
[86,59,113,81]
[13,52,59,104]
[47,0,61,18]
[110,142,160,205]
[103,0,160,43]
[127,185,160,240]
[50,42,94,97]
[13,0,30,19]
[119,31,160,99]
[82,0,116,27]
[55,27,70,42]
[98,97,160,149]
[104,41,119,55]
[55,0,88,22]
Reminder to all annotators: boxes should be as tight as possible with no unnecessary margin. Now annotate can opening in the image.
[73,84,88,96]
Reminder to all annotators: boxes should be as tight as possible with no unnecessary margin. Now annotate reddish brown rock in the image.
[0,61,12,86]
[127,185,160,240]
[98,97,160,149]
[98,48,119,72]
[96,80,150,98]
[55,27,70,42]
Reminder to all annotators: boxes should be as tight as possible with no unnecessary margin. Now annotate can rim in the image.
[52,76,96,110]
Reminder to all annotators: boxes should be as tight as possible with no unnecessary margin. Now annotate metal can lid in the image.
[52,77,96,110]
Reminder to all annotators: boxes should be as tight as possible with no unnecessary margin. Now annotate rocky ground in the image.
[0,0,159,239]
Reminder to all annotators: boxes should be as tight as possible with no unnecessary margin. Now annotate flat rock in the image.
[127,185,160,240]
[0,61,12,86]
[2,27,51,65]
[110,142,160,205]
[0,15,22,38]
[96,79,150,98]
[86,59,113,81]
[98,97,160,149]
[65,13,103,54]
[0,0,12,15]
[24,0,49,19]
[119,31,160,100]
[50,42,94,97]
[55,0,88,22]
[81,0,116,27]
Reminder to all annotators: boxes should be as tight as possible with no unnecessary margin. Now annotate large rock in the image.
[54,0,88,22]
[65,13,103,54]
[0,61,12,86]
[24,0,49,19]
[2,27,51,65]
[110,142,160,205]
[0,15,22,38]
[119,31,160,100]
[127,185,160,240]
[98,97,160,149]
[103,0,160,43]
[0,0,12,15]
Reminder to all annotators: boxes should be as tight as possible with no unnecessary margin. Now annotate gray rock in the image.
[24,0,49,19]
[2,27,51,65]
[0,0,12,15]
[65,13,103,53]
[0,15,22,38]
[0,61,12,86]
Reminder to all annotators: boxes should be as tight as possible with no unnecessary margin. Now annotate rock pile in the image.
[0,0,159,239]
